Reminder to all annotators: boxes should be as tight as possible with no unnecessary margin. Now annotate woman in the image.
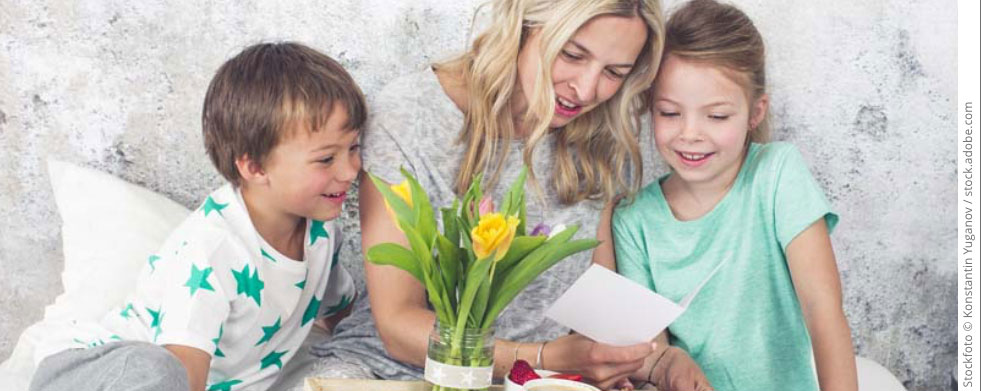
[304,1,671,389]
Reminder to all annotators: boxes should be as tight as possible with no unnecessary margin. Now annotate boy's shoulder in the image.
[160,184,255,266]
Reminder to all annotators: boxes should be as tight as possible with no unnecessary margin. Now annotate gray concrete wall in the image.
[0,0,957,390]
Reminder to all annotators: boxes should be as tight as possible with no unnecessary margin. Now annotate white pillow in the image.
[0,159,191,390]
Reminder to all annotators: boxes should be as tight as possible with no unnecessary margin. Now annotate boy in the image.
[30,42,364,391]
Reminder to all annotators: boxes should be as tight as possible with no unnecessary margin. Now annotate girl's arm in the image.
[594,200,711,391]
[786,219,858,391]
[360,178,653,389]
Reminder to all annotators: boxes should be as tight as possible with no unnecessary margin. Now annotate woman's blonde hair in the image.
[437,0,665,204]
[662,0,770,142]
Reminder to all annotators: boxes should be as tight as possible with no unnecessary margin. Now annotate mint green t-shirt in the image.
[612,142,838,391]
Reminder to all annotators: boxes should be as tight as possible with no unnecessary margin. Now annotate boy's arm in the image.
[164,345,212,391]
[786,219,858,391]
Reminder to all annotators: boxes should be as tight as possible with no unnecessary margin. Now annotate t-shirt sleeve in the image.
[153,236,234,355]
[612,204,656,291]
[362,113,414,185]
[321,226,356,317]
[770,144,839,251]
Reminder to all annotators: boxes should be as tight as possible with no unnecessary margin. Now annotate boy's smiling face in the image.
[245,103,361,224]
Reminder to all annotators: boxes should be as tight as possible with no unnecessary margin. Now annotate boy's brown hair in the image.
[663,0,770,142]
[202,42,367,186]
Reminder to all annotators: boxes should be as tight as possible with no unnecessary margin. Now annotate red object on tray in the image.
[508,360,542,385]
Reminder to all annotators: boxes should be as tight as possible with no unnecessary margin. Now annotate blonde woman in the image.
[301,1,681,389]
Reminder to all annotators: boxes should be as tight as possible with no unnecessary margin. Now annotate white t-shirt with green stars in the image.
[35,184,355,391]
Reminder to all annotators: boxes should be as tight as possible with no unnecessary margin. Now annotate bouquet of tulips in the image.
[365,167,598,390]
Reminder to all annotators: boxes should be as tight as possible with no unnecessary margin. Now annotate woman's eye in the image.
[561,50,583,61]
[605,68,626,79]
[319,156,335,164]
[349,143,361,152]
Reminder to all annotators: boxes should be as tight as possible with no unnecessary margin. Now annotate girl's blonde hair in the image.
[437,0,665,204]
[662,0,770,142]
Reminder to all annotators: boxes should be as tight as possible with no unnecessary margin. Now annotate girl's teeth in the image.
[682,153,706,160]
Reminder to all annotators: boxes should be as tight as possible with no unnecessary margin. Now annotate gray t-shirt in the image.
[312,68,656,380]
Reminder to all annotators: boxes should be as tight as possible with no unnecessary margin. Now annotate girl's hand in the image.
[546,333,655,390]
[650,347,713,391]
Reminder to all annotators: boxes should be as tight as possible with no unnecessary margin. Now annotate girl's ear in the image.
[750,93,769,130]
[235,154,268,186]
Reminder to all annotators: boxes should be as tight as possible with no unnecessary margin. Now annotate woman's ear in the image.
[749,93,769,130]
[235,154,268,186]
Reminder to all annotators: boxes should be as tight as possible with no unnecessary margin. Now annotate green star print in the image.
[213,324,225,358]
[260,350,288,370]
[232,264,264,306]
[207,379,242,391]
[202,196,228,217]
[302,295,321,326]
[147,254,161,272]
[260,248,277,263]
[119,303,134,319]
[147,306,164,342]
[323,295,352,316]
[309,220,329,244]
[185,264,216,296]
[255,317,281,346]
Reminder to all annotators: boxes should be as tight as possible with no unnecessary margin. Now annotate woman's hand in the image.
[543,333,655,390]
[649,347,713,391]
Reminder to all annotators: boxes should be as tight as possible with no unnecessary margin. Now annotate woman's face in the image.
[516,14,648,129]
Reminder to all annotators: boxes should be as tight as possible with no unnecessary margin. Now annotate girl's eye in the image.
[560,50,584,61]
[709,114,730,120]
[319,156,335,164]
[658,111,680,117]
[349,143,361,153]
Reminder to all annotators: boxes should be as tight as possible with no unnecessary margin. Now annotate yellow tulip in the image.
[383,180,414,226]
[471,213,520,262]
[390,180,413,207]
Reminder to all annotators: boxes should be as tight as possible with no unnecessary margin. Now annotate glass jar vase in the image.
[424,321,495,391]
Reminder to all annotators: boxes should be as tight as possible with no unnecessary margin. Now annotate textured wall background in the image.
[0,0,957,390]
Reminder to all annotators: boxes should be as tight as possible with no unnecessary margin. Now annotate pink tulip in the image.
[478,196,494,216]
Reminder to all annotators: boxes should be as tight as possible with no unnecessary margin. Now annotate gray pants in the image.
[29,341,189,391]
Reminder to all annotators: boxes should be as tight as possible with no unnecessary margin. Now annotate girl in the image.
[611,0,858,390]
[299,0,667,390]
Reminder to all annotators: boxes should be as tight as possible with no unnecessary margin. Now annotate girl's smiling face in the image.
[652,54,767,190]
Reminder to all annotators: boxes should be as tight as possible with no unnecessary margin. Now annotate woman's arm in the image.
[786,219,858,391]
[361,179,653,388]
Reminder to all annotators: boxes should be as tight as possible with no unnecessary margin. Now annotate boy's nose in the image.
[338,154,360,182]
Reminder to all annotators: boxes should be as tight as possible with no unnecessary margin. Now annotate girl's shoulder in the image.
[742,142,813,187]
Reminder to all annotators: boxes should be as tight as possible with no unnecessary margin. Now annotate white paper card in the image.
[545,261,726,346]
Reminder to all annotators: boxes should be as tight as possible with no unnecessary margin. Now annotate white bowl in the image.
[522,378,600,391]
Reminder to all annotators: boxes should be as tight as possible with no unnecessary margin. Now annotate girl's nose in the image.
[679,117,702,142]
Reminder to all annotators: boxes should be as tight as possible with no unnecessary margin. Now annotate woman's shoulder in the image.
[368,67,463,140]
[372,68,458,117]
